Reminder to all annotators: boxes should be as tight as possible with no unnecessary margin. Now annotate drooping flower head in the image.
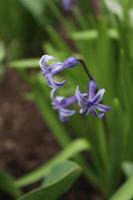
[52,95,77,122]
[39,55,78,96]
[61,0,77,11]
[76,80,111,118]
[39,54,111,122]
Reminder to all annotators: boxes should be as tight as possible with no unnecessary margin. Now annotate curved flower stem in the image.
[78,59,94,81]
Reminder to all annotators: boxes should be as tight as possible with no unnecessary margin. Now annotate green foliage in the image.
[19,161,81,200]
[2,0,133,199]
[10,58,39,69]
[110,176,133,200]
[122,162,133,178]
[15,138,90,187]
[0,171,21,199]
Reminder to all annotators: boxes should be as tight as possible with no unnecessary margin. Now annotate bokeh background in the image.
[1,1,133,200]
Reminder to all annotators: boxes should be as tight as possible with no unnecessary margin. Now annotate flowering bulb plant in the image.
[7,1,133,200]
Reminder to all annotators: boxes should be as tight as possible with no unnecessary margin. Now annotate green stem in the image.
[110,176,133,200]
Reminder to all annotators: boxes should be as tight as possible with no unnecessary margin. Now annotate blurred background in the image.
[0,1,91,199]
[1,0,133,200]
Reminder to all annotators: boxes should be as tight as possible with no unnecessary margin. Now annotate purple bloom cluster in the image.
[39,55,78,98]
[39,55,110,122]
[76,81,111,119]
[52,95,77,122]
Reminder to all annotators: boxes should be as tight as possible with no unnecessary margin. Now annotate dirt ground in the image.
[0,70,102,200]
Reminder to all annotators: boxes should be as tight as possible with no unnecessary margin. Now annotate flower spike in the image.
[39,55,111,121]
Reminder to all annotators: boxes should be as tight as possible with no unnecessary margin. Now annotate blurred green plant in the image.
[19,161,81,200]
[1,0,133,199]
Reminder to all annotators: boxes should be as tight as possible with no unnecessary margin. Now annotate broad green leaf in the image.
[10,58,39,68]
[122,161,133,178]
[110,176,133,200]
[43,161,81,187]
[0,171,21,199]
[15,138,90,187]
[19,161,81,200]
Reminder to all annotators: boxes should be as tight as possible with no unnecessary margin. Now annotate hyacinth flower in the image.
[76,80,111,118]
[39,55,78,96]
[52,95,77,122]
[39,54,110,121]
[61,0,77,11]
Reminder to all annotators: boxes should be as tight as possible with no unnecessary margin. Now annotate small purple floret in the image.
[52,95,77,122]
[39,55,78,96]
[76,80,111,118]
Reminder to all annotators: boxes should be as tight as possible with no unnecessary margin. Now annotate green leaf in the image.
[110,176,133,200]
[70,30,98,40]
[9,58,39,68]
[122,161,133,178]
[19,161,81,200]
[109,98,125,190]
[70,29,119,41]
[15,138,90,187]
[0,171,21,199]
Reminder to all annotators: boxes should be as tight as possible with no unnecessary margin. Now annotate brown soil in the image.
[0,70,102,200]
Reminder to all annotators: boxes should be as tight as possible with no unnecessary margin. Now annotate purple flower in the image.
[39,55,78,96]
[76,80,111,118]
[52,95,77,122]
[61,0,77,11]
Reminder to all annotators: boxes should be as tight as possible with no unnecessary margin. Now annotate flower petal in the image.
[52,96,64,109]
[52,95,77,109]
[50,88,57,99]
[76,86,88,106]
[91,89,105,104]
[39,55,56,68]
[91,107,105,119]
[97,112,105,119]
[49,62,64,75]
[91,107,97,117]
[63,57,78,68]
[96,104,111,112]
[59,108,76,122]
[45,74,66,88]
[88,80,97,100]
[80,106,90,115]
